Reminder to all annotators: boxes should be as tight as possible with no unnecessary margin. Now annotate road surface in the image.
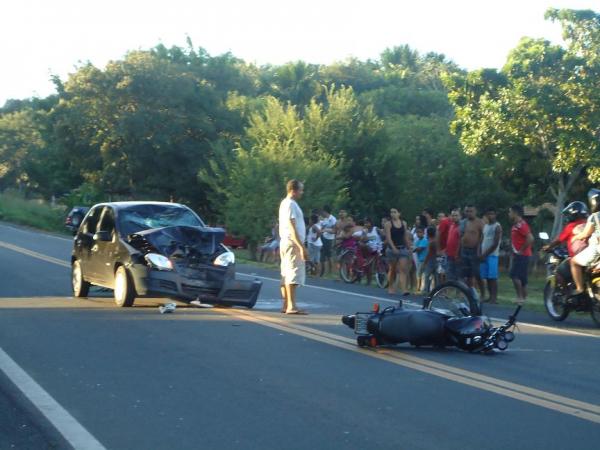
[0,222,599,450]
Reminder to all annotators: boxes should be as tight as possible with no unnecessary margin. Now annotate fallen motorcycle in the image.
[342,281,520,354]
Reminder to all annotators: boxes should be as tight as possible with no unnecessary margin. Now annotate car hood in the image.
[129,225,226,258]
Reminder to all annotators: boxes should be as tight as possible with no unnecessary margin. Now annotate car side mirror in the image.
[93,231,112,242]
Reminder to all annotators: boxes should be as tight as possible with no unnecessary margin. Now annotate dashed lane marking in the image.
[217,308,600,424]
[1,237,600,427]
[1,237,597,338]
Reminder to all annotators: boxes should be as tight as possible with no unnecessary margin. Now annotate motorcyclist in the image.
[542,201,589,286]
[570,189,600,299]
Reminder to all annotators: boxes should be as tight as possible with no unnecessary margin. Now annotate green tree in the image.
[444,8,600,236]
[50,48,243,214]
[205,97,345,257]
[303,86,384,213]
[369,114,514,219]
[0,108,45,193]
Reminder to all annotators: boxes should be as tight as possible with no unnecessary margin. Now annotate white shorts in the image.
[280,243,306,286]
[573,242,600,267]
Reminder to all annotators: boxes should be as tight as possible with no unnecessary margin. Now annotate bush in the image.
[0,191,66,233]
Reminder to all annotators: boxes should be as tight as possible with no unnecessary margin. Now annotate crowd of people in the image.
[266,180,566,307]
[274,180,600,316]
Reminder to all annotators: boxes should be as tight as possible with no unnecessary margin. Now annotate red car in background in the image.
[221,228,247,249]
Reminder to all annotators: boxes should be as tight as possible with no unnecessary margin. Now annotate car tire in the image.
[114,266,135,307]
[72,260,90,298]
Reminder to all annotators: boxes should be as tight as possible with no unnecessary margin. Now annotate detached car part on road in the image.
[71,202,261,308]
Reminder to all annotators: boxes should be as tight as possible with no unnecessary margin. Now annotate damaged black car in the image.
[71,202,261,308]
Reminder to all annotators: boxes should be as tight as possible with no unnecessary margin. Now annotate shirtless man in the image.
[333,210,349,270]
[334,210,349,238]
[460,205,484,288]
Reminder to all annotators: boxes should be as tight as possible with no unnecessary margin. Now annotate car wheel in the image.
[72,260,90,297]
[114,266,135,307]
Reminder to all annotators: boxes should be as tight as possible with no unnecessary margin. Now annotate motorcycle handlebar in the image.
[507,305,522,326]
[543,247,568,260]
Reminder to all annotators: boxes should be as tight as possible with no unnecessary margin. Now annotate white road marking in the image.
[0,347,106,450]
[0,223,73,242]
[1,223,598,340]
[238,272,600,339]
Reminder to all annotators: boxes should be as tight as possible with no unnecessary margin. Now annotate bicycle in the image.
[339,247,388,288]
[306,259,325,277]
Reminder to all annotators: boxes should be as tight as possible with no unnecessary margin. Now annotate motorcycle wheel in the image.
[425,280,479,317]
[339,252,358,283]
[591,299,600,328]
[543,281,569,321]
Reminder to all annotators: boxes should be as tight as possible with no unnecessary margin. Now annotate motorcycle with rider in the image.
[541,189,600,326]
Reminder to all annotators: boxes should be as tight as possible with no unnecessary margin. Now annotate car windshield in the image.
[118,204,204,236]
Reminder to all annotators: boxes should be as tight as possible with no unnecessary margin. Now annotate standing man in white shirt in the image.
[279,180,308,315]
[319,206,337,276]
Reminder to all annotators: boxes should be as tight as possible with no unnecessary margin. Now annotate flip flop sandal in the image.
[285,310,308,315]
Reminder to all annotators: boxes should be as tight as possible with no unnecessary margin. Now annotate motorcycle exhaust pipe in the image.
[342,315,356,329]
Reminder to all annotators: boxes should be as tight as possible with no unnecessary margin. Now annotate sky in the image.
[1,0,597,105]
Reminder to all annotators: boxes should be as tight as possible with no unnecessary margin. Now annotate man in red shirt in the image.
[436,212,452,254]
[445,208,462,281]
[542,201,588,286]
[436,211,453,282]
[509,205,534,304]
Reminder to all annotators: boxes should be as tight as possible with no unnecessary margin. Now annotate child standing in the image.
[422,226,438,294]
[413,227,429,293]
[307,214,323,275]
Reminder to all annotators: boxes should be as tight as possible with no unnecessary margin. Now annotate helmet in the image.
[561,201,588,222]
[588,188,600,213]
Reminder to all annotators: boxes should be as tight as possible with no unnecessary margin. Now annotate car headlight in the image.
[145,253,174,271]
[214,251,235,267]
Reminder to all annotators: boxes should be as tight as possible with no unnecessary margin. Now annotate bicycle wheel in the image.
[339,251,358,283]
[424,280,479,317]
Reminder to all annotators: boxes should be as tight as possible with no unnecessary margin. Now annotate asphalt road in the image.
[0,222,599,450]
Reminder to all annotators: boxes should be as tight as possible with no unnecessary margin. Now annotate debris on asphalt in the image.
[159,303,177,314]
[190,299,213,308]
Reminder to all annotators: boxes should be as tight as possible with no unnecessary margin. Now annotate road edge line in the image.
[0,346,106,450]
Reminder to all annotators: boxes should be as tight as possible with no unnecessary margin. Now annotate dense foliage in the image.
[444,9,600,236]
[1,9,598,248]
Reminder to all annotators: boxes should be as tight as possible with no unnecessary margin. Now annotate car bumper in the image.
[130,264,262,308]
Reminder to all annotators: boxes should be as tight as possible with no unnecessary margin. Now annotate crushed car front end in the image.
[126,225,261,307]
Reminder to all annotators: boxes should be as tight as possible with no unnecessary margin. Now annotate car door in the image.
[94,206,118,287]
[75,206,103,283]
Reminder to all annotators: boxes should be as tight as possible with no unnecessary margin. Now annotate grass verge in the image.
[0,192,66,234]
